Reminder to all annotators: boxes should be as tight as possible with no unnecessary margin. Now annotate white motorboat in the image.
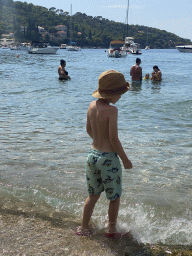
[122,37,142,55]
[1,45,9,49]
[176,45,192,53]
[122,37,134,52]
[130,43,142,55]
[10,43,30,50]
[145,46,150,50]
[10,46,20,50]
[60,44,67,49]
[28,41,59,54]
[19,43,30,50]
[108,40,127,58]
[66,45,81,51]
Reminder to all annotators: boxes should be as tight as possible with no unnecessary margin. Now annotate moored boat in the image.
[19,43,30,50]
[28,41,59,54]
[122,37,134,52]
[176,45,192,53]
[130,43,142,55]
[10,43,30,50]
[1,45,9,49]
[10,45,20,50]
[60,44,68,49]
[108,40,127,58]
[66,45,81,51]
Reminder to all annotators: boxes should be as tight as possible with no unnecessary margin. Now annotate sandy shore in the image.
[1,207,192,256]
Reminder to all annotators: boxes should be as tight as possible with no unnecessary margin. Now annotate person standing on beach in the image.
[130,58,142,83]
[58,59,70,80]
[76,70,132,237]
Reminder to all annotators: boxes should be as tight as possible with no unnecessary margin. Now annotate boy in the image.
[76,70,132,237]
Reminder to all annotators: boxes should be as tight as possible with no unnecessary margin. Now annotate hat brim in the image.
[92,82,130,99]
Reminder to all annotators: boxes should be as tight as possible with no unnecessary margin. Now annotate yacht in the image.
[108,40,127,58]
[28,41,59,54]
[176,45,192,53]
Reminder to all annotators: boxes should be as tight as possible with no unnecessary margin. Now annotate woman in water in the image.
[58,59,71,80]
[151,66,162,81]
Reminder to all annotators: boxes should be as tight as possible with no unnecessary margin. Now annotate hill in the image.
[0,0,191,48]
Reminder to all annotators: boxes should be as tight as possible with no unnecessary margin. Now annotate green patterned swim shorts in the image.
[86,149,122,201]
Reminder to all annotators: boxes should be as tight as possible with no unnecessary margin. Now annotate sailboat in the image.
[66,4,81,51]
[123,0,142,54]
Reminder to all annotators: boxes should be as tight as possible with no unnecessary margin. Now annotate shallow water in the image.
[0,48,192,246]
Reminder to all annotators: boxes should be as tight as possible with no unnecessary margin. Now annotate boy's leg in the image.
[81,194,100,229]
[108,197,120,233]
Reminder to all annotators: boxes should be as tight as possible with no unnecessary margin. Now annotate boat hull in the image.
[28,47,59,54]
[131,49,142,55]
[66,46,81,51]
[10,46,29,51]
[176,45,192,53]
[108,49,127,58]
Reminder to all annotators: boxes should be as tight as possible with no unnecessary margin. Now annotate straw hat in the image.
[92,70,130,99]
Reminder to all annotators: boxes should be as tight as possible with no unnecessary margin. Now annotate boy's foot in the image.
[75,226,93,236]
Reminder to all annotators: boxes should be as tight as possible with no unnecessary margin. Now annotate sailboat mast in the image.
[69,4,72,43]
[126,0,129,36]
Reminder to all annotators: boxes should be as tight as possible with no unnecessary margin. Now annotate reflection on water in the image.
[130,81,142,91]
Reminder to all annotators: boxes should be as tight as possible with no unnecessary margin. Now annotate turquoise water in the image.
[0,48,192,246]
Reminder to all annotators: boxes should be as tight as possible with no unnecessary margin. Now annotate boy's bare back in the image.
[87,99,117,152]
[87,98,132,169]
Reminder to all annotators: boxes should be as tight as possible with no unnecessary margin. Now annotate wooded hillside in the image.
[0,0,191,48]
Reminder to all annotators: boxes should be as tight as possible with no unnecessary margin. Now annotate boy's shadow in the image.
[90,230,149,255]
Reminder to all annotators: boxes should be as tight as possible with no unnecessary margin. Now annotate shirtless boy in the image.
[130,58,142,83]
[76,70,132,237]
[58,59,70,80]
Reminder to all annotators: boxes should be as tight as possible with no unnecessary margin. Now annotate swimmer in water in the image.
[151,66,162,81]
[143,73,150,80]
[58,59,71,80]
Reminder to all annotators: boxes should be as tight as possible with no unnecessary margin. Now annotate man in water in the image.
[58,59,71,80]
[130,58,142,83]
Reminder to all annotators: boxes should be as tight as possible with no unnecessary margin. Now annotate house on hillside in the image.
[38,26,45,34]
[0,33,15,45]
[57,30,67,39]
[55,25,67,33]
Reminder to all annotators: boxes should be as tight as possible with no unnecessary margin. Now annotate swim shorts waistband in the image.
[89,148,117,157]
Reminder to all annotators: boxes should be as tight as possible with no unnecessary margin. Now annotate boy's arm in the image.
[109,107,132,169]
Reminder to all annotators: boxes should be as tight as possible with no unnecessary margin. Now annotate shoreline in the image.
[1,207,192,256]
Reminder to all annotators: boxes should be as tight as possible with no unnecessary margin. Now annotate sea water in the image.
[0,48,192,246]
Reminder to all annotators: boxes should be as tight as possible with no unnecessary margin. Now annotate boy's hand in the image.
[123,159,132,169]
